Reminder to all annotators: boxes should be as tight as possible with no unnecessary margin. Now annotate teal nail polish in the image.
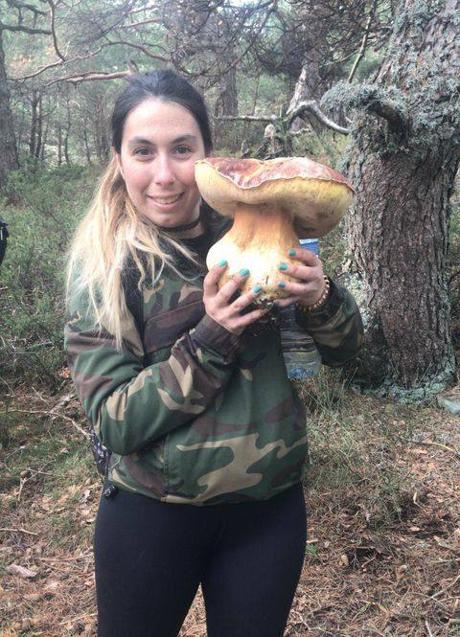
[278,281,286,288]
[218,259,227,267]
[288,248,297,257]
[278,263,288,271]
[239,268,250,277]
[252,285,263,294]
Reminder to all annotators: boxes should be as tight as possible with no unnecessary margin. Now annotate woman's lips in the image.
[147,193,183,206]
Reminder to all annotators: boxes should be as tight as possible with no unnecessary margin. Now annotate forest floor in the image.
[0,376,459,637]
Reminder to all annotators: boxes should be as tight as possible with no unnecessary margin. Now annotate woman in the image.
[65,69,363,637]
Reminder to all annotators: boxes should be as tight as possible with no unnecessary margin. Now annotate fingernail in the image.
[278,263,288,271]
[288,248,297,257]
[239,268,250,277]
[252,285,263,294]
[278,281,286,288]
[218,259,227,267]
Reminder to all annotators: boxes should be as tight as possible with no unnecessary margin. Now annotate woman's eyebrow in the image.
[127,134,197,147]
[171,134,197,144]
[128,136,154,147]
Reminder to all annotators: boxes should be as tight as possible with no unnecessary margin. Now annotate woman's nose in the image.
[154,155,175,185]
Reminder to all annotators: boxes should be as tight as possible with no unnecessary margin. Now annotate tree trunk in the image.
[35,94,43,159]
[215,65,238,117]
[0,28,19,190]
[29,91,40,157]
[344,0,459,397]
[83,120,92,165]
[94,94,110,162]
[288,52,326,134]
[64,97,71,165]
[41,118,48,162]
[57,126,63,165]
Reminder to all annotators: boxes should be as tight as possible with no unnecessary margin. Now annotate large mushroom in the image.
[195,156,354,303]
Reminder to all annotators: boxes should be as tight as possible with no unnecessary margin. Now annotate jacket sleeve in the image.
[294,279,364,367]
[64,286,240,456]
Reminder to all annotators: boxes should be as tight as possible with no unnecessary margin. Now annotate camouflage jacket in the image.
[64,224,363,506]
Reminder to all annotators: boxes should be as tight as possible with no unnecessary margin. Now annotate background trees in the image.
[1,0,459,398]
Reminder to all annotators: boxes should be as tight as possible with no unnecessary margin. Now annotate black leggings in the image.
[94,483,307,637]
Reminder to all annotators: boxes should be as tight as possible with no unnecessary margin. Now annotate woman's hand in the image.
[275,247,327,309]
[203,262,268,335]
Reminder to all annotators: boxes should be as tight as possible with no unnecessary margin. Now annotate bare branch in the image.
[45,69,132,88]
[348,2,375,83]
[215,114,272,122]
[118,18,163,30]
[287,100,350,135]
[353,86,409,131]
[104,39,169,63]
[0,23,51,34]
[47,0,65,61]
[127,4,161,16]
[10,46,104,82]
[11,36,168,84]
[6,0,48,17]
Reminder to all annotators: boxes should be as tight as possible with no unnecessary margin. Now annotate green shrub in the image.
[0,162,101,388]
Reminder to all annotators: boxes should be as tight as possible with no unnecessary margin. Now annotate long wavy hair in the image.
[66,70,213,348]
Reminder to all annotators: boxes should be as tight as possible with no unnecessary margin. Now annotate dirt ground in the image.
[0,389,459,637]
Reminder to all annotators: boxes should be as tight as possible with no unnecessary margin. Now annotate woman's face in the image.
[116,97,206,228]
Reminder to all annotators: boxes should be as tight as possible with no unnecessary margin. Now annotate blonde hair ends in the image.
[66,156,197,349]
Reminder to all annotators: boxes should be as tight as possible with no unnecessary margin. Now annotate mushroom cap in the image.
[195,156,355,237]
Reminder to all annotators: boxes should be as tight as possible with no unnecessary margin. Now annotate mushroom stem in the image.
[207,203,299,300]
[231,203,298,250]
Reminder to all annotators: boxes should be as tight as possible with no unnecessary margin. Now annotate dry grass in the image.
[1,376,459,636]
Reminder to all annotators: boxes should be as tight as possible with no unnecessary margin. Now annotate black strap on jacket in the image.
[122,260,145,341]
[0,218,9,266]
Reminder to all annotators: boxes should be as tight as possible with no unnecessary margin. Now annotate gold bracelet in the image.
[297,276,331,313]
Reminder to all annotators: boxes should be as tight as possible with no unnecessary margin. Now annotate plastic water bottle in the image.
[280,239,321,380]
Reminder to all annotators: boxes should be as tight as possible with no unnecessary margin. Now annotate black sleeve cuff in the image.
[191,314,241,359]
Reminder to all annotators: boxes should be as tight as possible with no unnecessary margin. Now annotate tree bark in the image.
[29,91,39,157]
[93,94,110,162]
[0,28,19,190]
[35,94,43,159]
[57,125,62,165]
[64,93,72,165]
[214,65,238,117]
[344,0,459,397]
[83,123,92,165]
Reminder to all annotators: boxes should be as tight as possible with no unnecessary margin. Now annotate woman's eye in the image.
[174,145,193,155]
[134,147,151,156]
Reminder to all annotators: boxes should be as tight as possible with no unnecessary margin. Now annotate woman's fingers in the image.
[229,284,263,313]
[203,266,269,334]
[277,249,327,306]
[287,247,318,266]
[279,261,316,283]
[216,268,251,304]
[202,260,228,296]
[233,306,268,329]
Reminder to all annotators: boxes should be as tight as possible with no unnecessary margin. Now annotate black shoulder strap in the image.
[121,260,144,340]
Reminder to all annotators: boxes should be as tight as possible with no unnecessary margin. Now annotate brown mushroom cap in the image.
[195,156,355,237]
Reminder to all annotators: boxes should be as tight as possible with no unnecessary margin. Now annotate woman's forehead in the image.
[122,98,202,144]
